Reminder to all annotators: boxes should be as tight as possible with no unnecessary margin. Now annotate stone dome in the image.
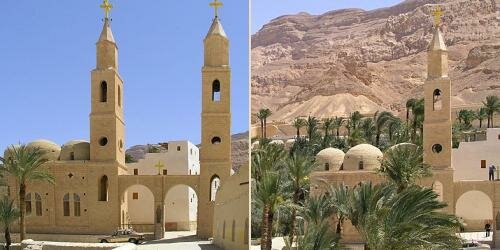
[343,144,383,171]
[26,139,61,161]
[315,148,344,171]
[386,143,418,154]
[60,140,90,161]
[251,140,259,149]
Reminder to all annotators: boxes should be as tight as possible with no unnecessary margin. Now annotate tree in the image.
[253,172,288,250]
[349,111,362,130]
[379,146,431,193]
[125,153,136,163]
[409,99,424,143]
[284,153,316,245]
[457,109,476,130]
[374,111,395,147]
[332,117,344,138]
[405,98,417,126]
[306,116,319,141]
[476,107,488,128]
[360,118,375,144]
[257,109,272,139]
[292,117,306,138]
[0,196,20,250]
[0,145,55,241]
[322,118,334,139]
[482,95,499,128]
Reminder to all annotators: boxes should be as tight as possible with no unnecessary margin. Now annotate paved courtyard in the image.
[138,231,221,250]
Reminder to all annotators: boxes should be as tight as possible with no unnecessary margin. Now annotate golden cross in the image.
[432,5,443,27]
[100,0,113,19]
[154,160,164,175]
[209,0,223,18]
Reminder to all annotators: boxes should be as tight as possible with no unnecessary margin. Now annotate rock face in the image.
[251,0,500,123]
[125,132,249,172]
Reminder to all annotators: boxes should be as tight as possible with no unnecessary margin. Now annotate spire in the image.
[429,5,446,51]
[98,18,115,43]
[427,5,448,79]
[206,17,227,38]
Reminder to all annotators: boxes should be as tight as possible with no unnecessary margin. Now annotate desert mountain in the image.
[251,0,500,123]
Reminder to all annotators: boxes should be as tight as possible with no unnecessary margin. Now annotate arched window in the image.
[63,193,70,216]
[74,193,81,217]
[222,220,226,239]
[231,220,236,241]
[325,163,330,171]
[25,193,32,215]
[118,85,122,107]
[212,80,221,102]
[433,89,442,111]
[98,175,109,201]
[35,193,42,216]
[359,161,364,170]
[211,137,221,145]
[210,175,221,201]
[100,81,107,102]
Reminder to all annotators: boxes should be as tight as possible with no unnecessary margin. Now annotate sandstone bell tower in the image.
[198,0,232,238]
[90,1,125,166]
[423,6,452,170]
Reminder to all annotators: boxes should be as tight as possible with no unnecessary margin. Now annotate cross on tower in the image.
[154,160,164,175]
[209,0,223,18]
[100,0,113,19]
[432,5,443,27]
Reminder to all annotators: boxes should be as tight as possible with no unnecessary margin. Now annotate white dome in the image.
[270,140,284,145]
[315,148,344,171]
[387,143,418,153]
[343,144,383,171]
[60,140,90,161]
[285,139,296,148]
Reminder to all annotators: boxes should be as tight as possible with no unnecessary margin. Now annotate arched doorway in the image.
[164,184,198,232]
[456,190,493,231]
[122,184,155,233]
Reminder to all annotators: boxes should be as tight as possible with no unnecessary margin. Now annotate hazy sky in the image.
[0,1,249,151]
[252,0,403,33]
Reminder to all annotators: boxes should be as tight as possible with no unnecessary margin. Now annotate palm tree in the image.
[405,98,417,126]
[251,143,286,183]
[325,184,352,234]
[387,118,403,144]
[332,117,344,138]
[360,118,375,144]
[292,117,306,138]
[322,118,334,138]
[410,99,424,143]
[285,153,316,245]
[477,107,488,128]
[374,111,395,147]
[0,196,20,250]
[253,172,288,250]
[306,116,319,140]
[0,145,55,241]
[457,109,476,129]
[379,146,431,193]
[482,95,499,128]
[335,182,462,250]
[257,108,272,138]
[350,111,362,130]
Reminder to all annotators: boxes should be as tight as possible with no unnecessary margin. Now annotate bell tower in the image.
[198,0,232,238]
[89,0,125,165]
[423,6,452,170]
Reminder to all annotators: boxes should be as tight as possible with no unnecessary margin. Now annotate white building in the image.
[453,128,500,181]
[125,141,200,231]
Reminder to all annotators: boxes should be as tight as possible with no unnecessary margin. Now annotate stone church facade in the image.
[3,3,242,242]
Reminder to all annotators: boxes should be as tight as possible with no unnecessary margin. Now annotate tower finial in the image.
[431,5,443,27]
[100,0,113,20]
[209,0,223,18]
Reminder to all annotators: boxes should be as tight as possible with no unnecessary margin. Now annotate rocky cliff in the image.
[251,0,500,122]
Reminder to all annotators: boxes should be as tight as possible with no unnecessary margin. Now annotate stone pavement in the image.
[138,231,221,250]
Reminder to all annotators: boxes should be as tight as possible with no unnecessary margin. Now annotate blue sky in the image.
[0,1,249,151]
[252,0,403,33]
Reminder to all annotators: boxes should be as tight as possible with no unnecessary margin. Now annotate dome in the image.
[60,140,90,161]
[270,140,284,145]
[285,139,295,148]
[343,144,383,171]
[315,148,344,171]
[386,143,418,154]
[26,139,61,161]
[251,141,259,149]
